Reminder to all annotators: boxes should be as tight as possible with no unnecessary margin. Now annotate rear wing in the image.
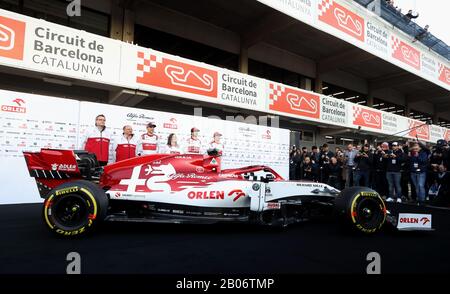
[23,149,101,197]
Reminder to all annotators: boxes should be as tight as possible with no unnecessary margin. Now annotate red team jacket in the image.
[82,127,113,163]
[114,135,140,162]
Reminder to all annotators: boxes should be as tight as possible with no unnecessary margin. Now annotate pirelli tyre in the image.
[334,186,387,234]
[42,180,108,236]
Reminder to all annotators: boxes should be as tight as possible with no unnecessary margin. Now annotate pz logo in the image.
[0,15,26,60]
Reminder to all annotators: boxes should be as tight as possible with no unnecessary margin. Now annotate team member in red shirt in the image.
[140,122,159,155]
[113,125,139,162]
[185,127,203,154]
[82,114,113,166]
[165,133,181,154]
[209,132,224,155]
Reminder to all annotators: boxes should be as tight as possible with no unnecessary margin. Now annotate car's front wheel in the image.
[334,186,387,234]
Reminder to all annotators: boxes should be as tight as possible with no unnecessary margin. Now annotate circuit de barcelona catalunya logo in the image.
[136,50,218,97]
[352,106,381,129]
[438,63,450,85]
[408,120,430,141]
[391,36,421,70]
[268,83,320,119]
[0,15,26,60]
[318,0,365,42]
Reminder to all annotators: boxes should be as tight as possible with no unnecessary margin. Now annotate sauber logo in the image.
[262,129,271,140]
[353,106,382,129]
[318,0,365,42]
[163,117,178,129]
[1,98,26,113]
[0,15,26,60]
[136,51,218,97]
[391,37,421,70]
[269,83,320,119]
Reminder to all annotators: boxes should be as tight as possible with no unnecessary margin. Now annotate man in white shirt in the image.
[209,131,224,155]
[185,127,203,154]
[140,122,159,155]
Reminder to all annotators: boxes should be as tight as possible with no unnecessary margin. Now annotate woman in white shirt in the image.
[165,133,181,154]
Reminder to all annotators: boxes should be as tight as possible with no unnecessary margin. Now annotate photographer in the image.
[430,163,450,207]
[428,139,448,188]
[408,141,430,205]
[385,142,406,203]
[319,144,334,183]
[300,156,319,182]
[354,144,373,187]
[326,156,343,189]
[372,142,388,196]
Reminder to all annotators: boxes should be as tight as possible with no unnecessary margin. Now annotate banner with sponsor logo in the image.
[0,89,80,204]
[257,0,450,90]
[120,45,267,112]
[0,9,121,85]
[268,82,321,121]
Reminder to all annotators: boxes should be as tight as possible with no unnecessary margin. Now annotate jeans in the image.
[411,172,427,202]
[386,172,402,199]
[354,170,370,187]
[345,166,354,188]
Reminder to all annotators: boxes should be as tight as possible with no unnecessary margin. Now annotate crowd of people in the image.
[289,139,450,207]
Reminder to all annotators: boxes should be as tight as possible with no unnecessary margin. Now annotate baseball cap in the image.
[437,139,447,146]
[191,127,200,132]
[147,122,156,128]
[392,142,398,146]
[381,142,389,147]
[213,131,222,137]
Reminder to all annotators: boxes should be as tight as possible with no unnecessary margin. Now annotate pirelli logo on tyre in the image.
[0,15,26,60]
[55,186,79,196]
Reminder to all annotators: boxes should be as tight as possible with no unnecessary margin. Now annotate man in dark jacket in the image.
[385,142,406,203]
[301,156,319,182]
[373,142,388,196]
[354,144,373,187]
[326,157,342,189]
[319,144,335,183]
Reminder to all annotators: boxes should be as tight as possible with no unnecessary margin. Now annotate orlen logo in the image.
[163,117,178,129]
[1,98,26,113]
[187,189,246,202]
[0,15,26,60]
[399,217,430,225]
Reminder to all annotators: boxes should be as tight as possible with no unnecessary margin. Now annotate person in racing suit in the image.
[81,114,113,166]
[185,127,203,154]
[140,122,159,155]
[113,125,140,162]
[208,131,224,155]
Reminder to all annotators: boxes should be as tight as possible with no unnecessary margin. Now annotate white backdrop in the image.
[0,89,289,204]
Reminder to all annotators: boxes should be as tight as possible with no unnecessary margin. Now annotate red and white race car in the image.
[23,148,388,236]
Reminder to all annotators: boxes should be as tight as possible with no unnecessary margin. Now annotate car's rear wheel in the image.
[334,186,387,234]
[43,180,108,236]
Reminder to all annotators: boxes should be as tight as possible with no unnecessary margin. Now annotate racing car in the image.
[23,148,388,236]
